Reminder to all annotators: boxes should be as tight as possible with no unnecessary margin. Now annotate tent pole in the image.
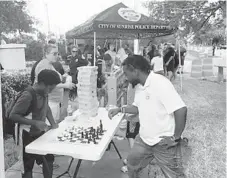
[73,39,76,46]
[177,37,182,91]
[104,39,107,48]
[94,32,96,66]
[0,71,5,178]
[134,34,139,55]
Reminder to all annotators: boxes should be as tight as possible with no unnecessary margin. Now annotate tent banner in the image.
[95,23,173,30]
[73,23,94,36]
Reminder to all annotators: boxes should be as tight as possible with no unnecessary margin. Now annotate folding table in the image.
[26,108,124,178]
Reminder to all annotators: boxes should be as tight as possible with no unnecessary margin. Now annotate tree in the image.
[143,0,226,44]
[0,1,35,35]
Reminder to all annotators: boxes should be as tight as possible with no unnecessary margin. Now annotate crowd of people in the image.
[64,41,187,95]
[140,42,187,81]
[5,39,188,178]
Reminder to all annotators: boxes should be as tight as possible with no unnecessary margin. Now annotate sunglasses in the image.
[72,51,78,53]
[52,52,59,56]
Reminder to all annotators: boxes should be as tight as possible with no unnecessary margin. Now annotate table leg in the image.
[73,159,82,178]
[110,140,122,160]
[218,66,224,82]
[56,157,74,178]
[106,143,111,151]
[42,156,52,178]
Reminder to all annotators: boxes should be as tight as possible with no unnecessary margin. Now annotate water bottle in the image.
[66,75,72,83]
[67,104,73,116]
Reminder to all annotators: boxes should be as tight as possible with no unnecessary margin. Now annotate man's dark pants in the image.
[22,130,54,178]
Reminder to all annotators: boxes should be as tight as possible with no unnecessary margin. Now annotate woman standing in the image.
[105,43,117,65]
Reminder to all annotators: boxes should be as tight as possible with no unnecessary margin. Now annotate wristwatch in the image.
[170,135,181,142]
[121,106,126,113]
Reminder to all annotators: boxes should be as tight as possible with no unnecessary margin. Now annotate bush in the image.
[1,70,31,137]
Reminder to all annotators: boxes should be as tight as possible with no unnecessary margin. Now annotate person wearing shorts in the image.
[109,55,187,178]
[121,83,140,173]
[163,46,178,81]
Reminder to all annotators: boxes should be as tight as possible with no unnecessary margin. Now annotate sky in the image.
[27,0,148,36]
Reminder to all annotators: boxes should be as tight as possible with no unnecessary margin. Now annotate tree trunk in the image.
[213,45,216,56]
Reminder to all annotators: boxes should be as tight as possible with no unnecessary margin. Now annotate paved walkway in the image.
[6,138,134,178]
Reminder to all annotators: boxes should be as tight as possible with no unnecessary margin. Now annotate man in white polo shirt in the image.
[108,55,187,178]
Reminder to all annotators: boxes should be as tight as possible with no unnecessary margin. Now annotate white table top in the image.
[26,108,124,161]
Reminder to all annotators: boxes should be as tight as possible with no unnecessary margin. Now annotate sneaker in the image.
[38,163,59,169]
[123,159,127,165]
[121,165,128,173]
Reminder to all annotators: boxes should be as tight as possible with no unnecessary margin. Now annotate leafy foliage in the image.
[143,0,226,44]
[2,71,31,100]
[0,1,35,35]
[25,40,44,61]
[8,32,47,61]
[1,70,31,138]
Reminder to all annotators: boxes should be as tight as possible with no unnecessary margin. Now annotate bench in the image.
[213,56,226,82]
[214,65,226,82]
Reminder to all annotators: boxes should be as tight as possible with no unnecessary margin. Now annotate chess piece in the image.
[81,132,84,138]
[90,127,93,133]
[100,120,103,133]
[85,132,88,139]
[93,137,97,144]
[92,132,95,139]
[70,132,73,138]
[96,133,99,139]
[96,127,99,134]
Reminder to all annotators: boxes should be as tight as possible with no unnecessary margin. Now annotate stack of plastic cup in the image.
[77,66,99,117]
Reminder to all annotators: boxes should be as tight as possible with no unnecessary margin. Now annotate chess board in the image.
[56,122,106,145]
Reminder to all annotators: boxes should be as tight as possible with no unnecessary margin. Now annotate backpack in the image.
[30,60,42,85]
[5,87,37,144]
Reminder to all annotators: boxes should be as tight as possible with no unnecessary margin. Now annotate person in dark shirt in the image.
[147,44,156,62]
[163,46,179,81]
[67,46,88,84]
[9,69,61,178]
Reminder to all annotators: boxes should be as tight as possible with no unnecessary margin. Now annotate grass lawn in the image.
[4,77,226,178]
[174,78,226,178]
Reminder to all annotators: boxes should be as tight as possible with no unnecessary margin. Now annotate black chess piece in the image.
[96,133,99,139]
[96,127,99,134]
[90,127,93,133]
[81,132,84,138]
[88,136,92,143]
[85,132,88,139]
[92,132,95,139]
[100,120,103,133]
[93,137,97,144]
[100,120,103,129]
[70,132,73,138]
